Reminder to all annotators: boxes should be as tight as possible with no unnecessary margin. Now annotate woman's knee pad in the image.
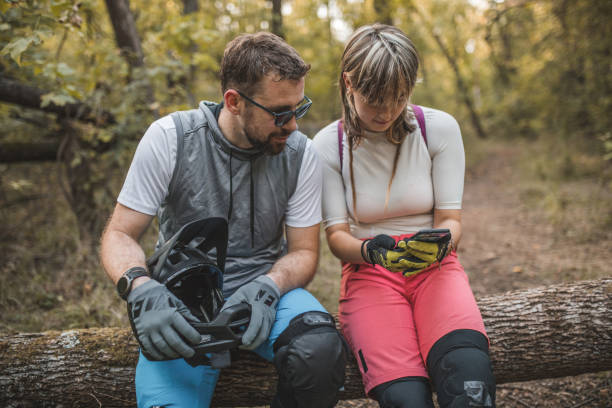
[371,377,434,408]
[427,329,496,408]
[271,311,348,408]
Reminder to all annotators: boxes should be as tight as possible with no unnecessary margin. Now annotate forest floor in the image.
[315,140,611,407]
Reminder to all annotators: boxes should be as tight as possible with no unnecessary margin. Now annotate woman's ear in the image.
[223,89,241,115]
[342,72,352,92]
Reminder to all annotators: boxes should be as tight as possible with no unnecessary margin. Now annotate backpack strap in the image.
[337,119,344,170]
[411,104,428,146]
[336,106,427,168]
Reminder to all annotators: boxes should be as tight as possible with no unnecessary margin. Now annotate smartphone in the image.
[410,228,451,242]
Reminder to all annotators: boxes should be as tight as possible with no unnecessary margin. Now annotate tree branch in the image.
[413,6,488,139]
[0,141,60,163]
[0,77,115,126]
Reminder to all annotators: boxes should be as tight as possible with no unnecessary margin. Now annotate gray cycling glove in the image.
[127,279,201,361]
[220,275,280,351]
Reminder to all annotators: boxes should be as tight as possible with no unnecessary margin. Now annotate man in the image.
[100,32,347,408]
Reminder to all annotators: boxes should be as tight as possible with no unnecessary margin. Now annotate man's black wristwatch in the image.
[117,266,149,300]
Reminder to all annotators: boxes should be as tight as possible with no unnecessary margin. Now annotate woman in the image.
[313,24,496,408]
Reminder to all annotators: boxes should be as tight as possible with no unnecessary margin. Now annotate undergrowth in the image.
[0,136,609,333]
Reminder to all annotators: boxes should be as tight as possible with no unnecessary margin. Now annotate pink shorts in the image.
[338,233,487,395]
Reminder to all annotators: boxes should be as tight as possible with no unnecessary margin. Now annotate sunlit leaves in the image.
[40,92,77,107]
[1,35,39,65]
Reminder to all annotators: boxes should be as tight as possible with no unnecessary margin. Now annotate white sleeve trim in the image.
[285,139,323,228]
[117,116,177,215]
[425,108,465,211]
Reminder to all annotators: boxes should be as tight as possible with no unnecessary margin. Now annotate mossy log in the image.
[1,278,610,407]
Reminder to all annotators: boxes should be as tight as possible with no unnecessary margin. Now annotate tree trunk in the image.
[429,28,488,139]
[104,0,157,115]
[104,0,145,69]
[181,0,199,106]
[413,6,488,139]
[374,0,393,25]
[1,278,610,407]
[271,0,284,39]
[54,122,110,250]
[182,0,199,14]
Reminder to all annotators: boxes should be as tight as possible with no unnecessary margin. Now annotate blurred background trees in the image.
[0,0,610,331]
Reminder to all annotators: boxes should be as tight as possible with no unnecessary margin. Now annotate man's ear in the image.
[223,89,241,115]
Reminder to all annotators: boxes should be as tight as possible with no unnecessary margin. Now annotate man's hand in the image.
[365,234,415,272]
[127,279,201,360]
[220,275,280,351]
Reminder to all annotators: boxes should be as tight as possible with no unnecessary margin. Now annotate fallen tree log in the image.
[1,278,610,407]
[0,77,116,126]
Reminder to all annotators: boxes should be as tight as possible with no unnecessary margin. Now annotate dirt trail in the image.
[338,143,611,407]
[460,144,553,296]
[461,144,609,295]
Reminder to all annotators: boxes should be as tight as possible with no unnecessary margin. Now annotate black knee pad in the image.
[271,311,348,408]
[371,377,434,408]
[427,329,496,408]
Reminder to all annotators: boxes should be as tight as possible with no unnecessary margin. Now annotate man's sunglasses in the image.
[235,89,312,127]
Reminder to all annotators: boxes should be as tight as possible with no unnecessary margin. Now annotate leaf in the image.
[40,93,78,108]
[56,62,75,77]
[96,129,114,143]
[70,155,82,167]
[1,37,34,66]
[0,2,8,13]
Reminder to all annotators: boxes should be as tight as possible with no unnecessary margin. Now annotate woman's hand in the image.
[396,229,452,276]
[364,234,416,273]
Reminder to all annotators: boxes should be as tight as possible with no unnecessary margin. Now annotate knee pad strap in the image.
[273,311,337,352]
[427,330,495,408]
[371,377,434,408]
[272,311,348,408]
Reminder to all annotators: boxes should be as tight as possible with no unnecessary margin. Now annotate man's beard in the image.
[245,127,291,155]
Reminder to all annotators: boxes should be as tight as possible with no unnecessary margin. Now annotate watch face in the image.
[117,276,129,296]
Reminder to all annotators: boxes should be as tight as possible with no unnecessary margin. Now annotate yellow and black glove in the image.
[396,229,452,277]
[364,234,413,273]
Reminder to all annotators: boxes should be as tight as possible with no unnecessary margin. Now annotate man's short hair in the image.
[220,32,310,96]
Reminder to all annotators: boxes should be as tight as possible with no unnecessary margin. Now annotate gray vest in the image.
[157,101,307,296]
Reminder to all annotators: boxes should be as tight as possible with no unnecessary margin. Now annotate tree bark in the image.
[271,0,284,39]
[1,278,610,407]
[104,0,145,69]
[181,0,199,106]
[0,141,60,163]
[182,0,199,14]
[104,0,157,116]
[374,0,394,25]
[0,77,115,126]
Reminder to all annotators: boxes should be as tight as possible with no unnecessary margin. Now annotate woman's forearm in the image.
[433,209,462,250]
[326,225,369,264]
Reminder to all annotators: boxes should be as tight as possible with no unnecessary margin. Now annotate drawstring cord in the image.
[227,150,233,221]
[250,159,255,248]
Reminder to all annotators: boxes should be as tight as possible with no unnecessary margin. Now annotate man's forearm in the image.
[100,229,149,285]
[266,248,318,295]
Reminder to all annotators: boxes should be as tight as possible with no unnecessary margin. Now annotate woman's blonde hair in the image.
[339,24,420,219]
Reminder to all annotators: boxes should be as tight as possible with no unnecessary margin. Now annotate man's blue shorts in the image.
[135,288,327,408]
